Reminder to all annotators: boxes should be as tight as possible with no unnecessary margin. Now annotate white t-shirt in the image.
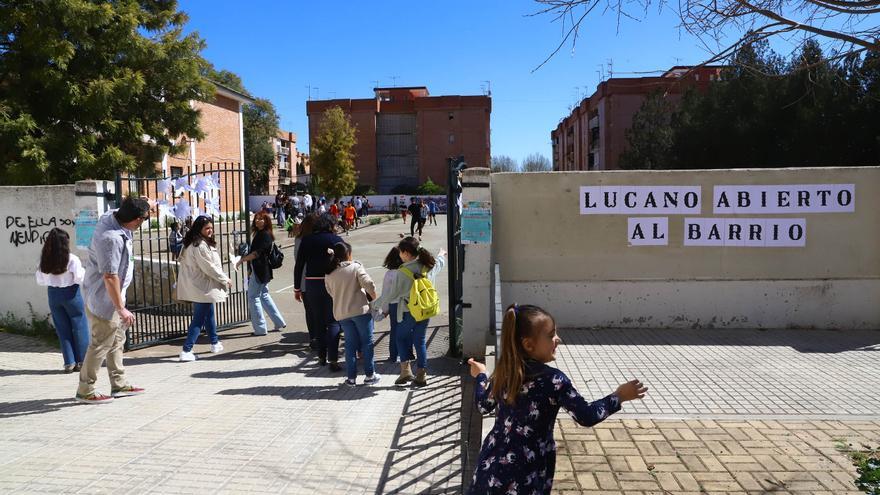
[35,254,85,288]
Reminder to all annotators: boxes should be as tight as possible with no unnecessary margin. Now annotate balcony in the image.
[278,146,290,156]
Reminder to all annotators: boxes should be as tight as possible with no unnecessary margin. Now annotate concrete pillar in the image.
[460,167,492,358]
[73,180,115,252]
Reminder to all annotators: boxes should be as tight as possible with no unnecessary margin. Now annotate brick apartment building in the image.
[140,82,254,215]
[266,130,310,195]
[306,86,491,194]
[551,66,723,171]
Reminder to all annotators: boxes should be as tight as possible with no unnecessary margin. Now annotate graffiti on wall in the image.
[5,215,74,247]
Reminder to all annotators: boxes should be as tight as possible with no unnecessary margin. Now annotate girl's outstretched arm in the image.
[554,371,622,427]
[468,359,497,414]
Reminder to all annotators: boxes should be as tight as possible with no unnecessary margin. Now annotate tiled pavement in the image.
[0,325,475,495]
[548,328,880,494]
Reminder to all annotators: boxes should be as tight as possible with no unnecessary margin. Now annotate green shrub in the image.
[853,449,880,494]
[369,217,382,225]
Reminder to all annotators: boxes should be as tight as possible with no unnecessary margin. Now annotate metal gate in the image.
[116,163,251,349]
[446,156,467,356]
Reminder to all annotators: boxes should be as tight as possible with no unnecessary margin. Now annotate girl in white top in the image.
[378,247,404,362]
[35,228,90,373]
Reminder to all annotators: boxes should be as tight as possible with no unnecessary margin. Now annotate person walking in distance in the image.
[236,211,286,336]
[324,241,381,386]
[371,237,445,387]
[418,200,429,238]
[35,228,90,373]
[294,213,345,371]
[407,198,422,237]
[74,197,150,404]
[176,216,231,361]
[428,199,438,226]
[466,304,647,494]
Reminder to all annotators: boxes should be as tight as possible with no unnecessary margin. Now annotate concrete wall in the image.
[491,167,880,329]
[0,185,77,321]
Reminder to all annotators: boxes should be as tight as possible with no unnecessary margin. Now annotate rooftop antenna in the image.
[480,80,492,96]
[314,87,319,100]
[372,79,379,89]
[597,64,605,81]
[305,84,311,101]
[388,75,399,87]
[607,59,614,79]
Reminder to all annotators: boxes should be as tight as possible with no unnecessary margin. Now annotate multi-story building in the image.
[267,130,296,195]
[307,86,491,193]
[163,82,254,177]
[551,66,723,171]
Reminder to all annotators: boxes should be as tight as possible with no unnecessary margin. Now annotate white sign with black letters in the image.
[712,184,855,214]
[627,217,669,246]
[580,186,701,215]
[684,218,806,247]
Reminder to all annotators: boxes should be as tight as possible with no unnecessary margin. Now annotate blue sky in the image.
[178,0,802,165]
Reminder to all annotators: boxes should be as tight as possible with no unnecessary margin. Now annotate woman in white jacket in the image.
[176,216,231,362]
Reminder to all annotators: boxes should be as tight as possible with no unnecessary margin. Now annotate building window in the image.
[449,134,455,144]
[170,166,184,177]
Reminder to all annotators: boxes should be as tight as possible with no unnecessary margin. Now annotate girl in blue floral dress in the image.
[467,304,648,494]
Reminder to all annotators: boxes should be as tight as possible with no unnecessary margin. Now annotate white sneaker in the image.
[364,373,382,386]
[179,351,197,362]
[210,342,224,353]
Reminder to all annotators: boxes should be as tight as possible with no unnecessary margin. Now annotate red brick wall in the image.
[308,93,490,191]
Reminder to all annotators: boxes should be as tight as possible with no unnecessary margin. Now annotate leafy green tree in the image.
[521,153,552,172]
[0,0,212,184]
[625,38,879,170]
[242,99,279,194]
[311,106,357,199]
[619,91,675,169]
[417,177,444,194]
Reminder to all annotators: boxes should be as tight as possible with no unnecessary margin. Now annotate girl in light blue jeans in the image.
[35,228,90,373]
[324,241,380,387]
[236,211,286,335]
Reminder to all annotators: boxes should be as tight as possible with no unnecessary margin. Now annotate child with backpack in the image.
[466,304,648,494]
[324,241,380,386]
[371,237,446,387]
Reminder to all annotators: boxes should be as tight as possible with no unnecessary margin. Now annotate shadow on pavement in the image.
[373,324,482,495]
[216,384,380,400]
[0,397,79,418]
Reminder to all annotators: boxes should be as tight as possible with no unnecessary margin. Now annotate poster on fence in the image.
[74,208,99,250]
[461,201,492,244]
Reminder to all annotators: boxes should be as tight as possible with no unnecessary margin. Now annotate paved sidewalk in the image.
[0,216,477,494]
[549,327,880,494]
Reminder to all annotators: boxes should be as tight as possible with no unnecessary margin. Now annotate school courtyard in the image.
[1,216,879,494]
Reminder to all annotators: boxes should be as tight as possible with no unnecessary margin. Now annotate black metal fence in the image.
[446,156,467,357]
[116,163,251,349]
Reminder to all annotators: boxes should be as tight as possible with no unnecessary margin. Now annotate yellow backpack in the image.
[398,266,440,322]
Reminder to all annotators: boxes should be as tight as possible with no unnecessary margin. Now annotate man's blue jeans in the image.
[339,313,376,380]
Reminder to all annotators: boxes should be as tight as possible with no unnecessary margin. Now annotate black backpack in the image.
[267,243,284,269]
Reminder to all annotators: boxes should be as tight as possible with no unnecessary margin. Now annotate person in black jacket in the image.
[294,213,344,371]
[236,211,287,336]
[407,197,422,238]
